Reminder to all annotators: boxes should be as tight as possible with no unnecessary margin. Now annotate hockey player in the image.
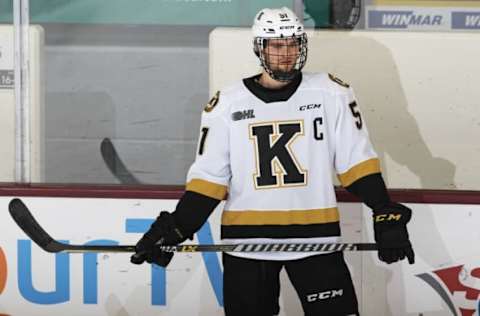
[131,7,414,316]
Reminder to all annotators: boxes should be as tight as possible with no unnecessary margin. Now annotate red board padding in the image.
[0,183,479,204]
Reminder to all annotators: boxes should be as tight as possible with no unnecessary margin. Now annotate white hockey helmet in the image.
[252,7,308,81]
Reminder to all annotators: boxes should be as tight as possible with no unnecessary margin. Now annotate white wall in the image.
[210,28,480,190]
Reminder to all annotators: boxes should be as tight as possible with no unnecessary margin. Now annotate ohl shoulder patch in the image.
[328,73,350,88]
[204,91,220,113]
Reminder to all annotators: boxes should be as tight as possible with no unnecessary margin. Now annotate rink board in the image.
[0,194,479,316]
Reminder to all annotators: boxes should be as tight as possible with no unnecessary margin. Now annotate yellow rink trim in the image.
[221,208,339,226]
[337,158,381,187]
[186,178,228,200]
[373,0,480,7]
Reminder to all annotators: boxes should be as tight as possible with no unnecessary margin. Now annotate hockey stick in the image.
[100,137,141,184]
[8,198,378,253]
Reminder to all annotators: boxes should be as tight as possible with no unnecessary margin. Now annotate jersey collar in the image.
[242,72,302,103]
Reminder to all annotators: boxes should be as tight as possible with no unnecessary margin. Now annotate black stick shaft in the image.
[47,243,378,253]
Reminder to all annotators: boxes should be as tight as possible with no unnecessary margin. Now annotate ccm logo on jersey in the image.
[306,289,344,302]
[299,104,321,111]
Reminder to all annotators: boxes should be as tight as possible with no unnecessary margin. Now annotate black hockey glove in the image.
[130,211,189,267]
[373,202,415,264]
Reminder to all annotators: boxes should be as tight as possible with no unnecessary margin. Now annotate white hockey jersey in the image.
[186,72,380,260]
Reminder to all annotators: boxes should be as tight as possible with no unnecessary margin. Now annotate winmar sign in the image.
[367,8,446,30]
[367,6,480,30]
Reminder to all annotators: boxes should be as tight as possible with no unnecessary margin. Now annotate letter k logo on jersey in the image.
[417,264,480,316]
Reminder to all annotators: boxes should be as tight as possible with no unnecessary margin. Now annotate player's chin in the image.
[272,63,295,72]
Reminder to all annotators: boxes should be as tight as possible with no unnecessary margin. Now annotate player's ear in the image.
[253,40,260,57]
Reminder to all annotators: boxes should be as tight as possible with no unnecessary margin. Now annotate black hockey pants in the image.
[223,251,359,316]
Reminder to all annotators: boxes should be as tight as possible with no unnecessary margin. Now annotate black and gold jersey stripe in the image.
[337,158,381,187]
[221,208,340,239]
[186,178,228,200]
